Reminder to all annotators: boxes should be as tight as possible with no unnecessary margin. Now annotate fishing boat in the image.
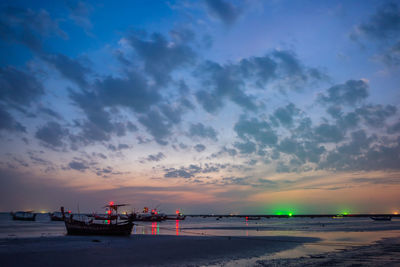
[165,210,186,220]
[370,216,392,221]
[61,203,134,236]
[49,211,71,221]
[11,211,36,221]
[133,207,166,222]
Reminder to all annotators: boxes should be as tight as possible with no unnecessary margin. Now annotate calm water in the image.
[2,212,400,259]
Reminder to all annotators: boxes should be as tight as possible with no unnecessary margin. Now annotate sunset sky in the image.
[1,0,399,214]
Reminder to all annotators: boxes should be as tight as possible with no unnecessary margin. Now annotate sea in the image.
[1,212,400,260]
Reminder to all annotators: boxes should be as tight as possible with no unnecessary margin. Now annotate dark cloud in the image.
[68,160,88,171]
[355,104,397,128]
[196,51,325,113]
[95,72,160,113]
[127,31,196,86]
[318,80,369,106]
[234,140,257,154]
[204,0,242,25]
[388,120,400,134]
[0,66,44,106]
[272,103,300,127]
[164,163,223,179]
[146,152,165,162]
[196,61,257,113]
[107,143,131,152]
[313,123,345,143]
[189,123,218,141]
[234,116,278,147]
[138,110,171,145]
[164,168,193,178]
[42,53,90,87]
[353,2,400,41]
[0,6,67,52]
[319,131,400,172]
[194,144,206,152]
[35,121,67,147]
[382,40,400,66]
[0,105,25,132]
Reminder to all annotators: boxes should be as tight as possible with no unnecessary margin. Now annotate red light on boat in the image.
[176,210,179,214]
[109,201,114,205]
[246,216,248,221]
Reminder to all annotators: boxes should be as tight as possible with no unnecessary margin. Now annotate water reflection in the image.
[176,220,179,236]
[151,222,159,235]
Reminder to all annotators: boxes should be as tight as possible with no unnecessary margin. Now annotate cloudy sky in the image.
[1,0,400,214]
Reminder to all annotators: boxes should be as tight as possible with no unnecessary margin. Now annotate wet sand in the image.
[255,237,400,267]
[0,235,317,266]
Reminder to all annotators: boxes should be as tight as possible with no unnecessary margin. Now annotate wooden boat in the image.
[61,203,133,236]
[370,216,392,221]
[49,211,71,221]
[11,211,36,221]
[165,210,186,220]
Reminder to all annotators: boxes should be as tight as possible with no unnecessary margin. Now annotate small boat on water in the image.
[11,211,36,221]
[165,210,186,220]
[49,211,71,221]
[133,207,166,222]
[370,216,392,221]
[62,203,134,236]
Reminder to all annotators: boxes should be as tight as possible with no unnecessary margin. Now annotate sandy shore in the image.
[255,237,400,267]
[0,235,317,266]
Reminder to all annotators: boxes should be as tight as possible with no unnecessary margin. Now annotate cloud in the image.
[313,123,345,143]
[0,105,25,132]
[127,31,196,86]
[35,121,68,147]
[42,53,90,87]
[196,50,325,113]
[194,144,206,152]
[234,116,278,147]
[318,80,369,106]
[163,163,223,179]
[204,0,242,25]
[352,2,400,41]
[189,123,218,141]
[138,110,171,145]
[272,103,300,127]
[355,104,397,128]
[68,160,89,171]
[382,41,400,66]
[0,66,44,106]
[146,152,165,162]
[0,6,67,52]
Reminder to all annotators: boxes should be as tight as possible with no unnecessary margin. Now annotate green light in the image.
[288,213,293,217]
[276,212,283,215]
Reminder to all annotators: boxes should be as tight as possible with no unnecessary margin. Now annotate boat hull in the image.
[65,220,133,236]
[11,213,36,221]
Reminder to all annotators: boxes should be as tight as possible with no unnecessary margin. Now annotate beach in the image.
[1,214,400,266]
[0,235,316,266]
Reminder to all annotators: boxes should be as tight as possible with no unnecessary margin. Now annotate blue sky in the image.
[1,0,400,214]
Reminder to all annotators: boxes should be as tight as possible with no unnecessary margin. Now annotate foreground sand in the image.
[0,234,317,266]
[255,237,400,267]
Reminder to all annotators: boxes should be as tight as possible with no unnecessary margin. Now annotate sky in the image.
[0,0,400,214]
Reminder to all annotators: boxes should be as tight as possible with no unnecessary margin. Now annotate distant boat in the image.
[11,211,36,221]
[49,211,71,221]
[246,216,261,220]
[370,216,392,221]
[133,207,166,222]
[165,210,186,220]
[61,203,134,236]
